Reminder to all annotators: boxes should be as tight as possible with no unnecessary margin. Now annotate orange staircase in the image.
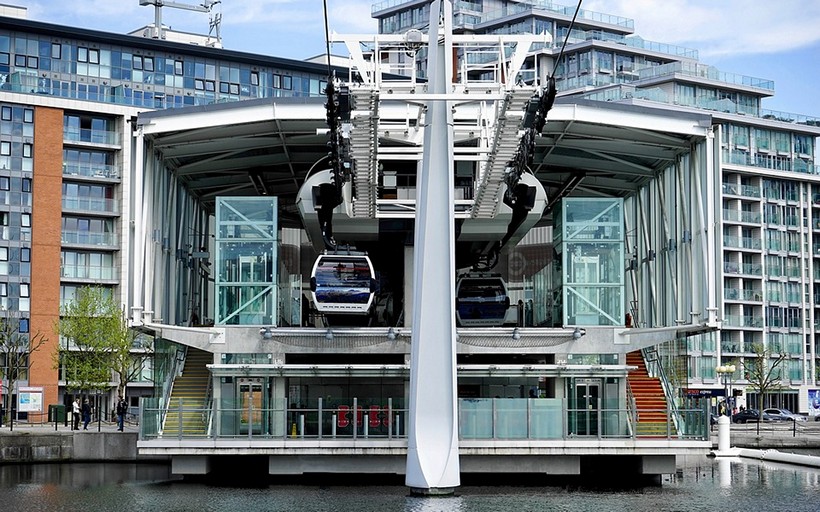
[626,351,672,437]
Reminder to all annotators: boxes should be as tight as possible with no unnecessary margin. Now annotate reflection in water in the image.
[405,496,465,512]
[718,457,732,488]
[1,457,819,512]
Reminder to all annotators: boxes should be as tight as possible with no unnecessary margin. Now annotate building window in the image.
[78,47,88,62]
[23,109,33,123]
[21,213,31,228]
[1,106,10,121]
[144,56,154,72]
[0,53,8,65]
[0,247,7,261]
[20,283,29,297]
[27,56,38,69]
[0,283,6,296]
[22,178,31,193]
[174,60,183,75]
[21,248,30,262]
[0,142,9,156]
[251,71,259,86]
[22,144,32,158]
[19,318,28,333]
[0,177,8,191]
[51,43,62,59]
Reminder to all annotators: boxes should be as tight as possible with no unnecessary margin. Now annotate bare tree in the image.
[743,342,787,435]
[0,308,47,423]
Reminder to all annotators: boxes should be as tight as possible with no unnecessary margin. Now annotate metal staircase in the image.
[349,88,379,218]
[162,349,212,437]
[626,350,673,437]
[471,88,534,219]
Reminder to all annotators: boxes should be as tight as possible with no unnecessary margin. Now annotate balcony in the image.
[63,128,120,146]
[636,61,774,91]
[722,182,761,199]
[722,234,762,250]
[724,287,763,302]
[722,315,763,328]
[61,230,118,248]
[722,208,761,224]
[63,162,121,180]
[61,264,118,281]
[62,197,119,215]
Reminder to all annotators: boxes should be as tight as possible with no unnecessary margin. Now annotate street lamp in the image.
[716,364,736,416]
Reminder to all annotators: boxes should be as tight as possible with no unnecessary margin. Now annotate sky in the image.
[22,0,820,117]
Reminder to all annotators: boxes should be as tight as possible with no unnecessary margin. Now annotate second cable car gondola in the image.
[455,273,510,327]
[310,252,376,315]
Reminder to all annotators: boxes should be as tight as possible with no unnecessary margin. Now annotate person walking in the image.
[116,395,127,431]
[81,399,91,430]
[72,398,81,431]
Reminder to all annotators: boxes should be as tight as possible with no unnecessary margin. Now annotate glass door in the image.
[570,378,600,436]
[238,378,265,435]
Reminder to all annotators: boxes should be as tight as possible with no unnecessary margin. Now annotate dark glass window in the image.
[14,54,25,67]
[133,55,143,70]
[22,178,31,193]
[144,56,154,72]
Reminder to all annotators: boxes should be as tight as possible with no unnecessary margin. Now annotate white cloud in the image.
[584,0,820,58]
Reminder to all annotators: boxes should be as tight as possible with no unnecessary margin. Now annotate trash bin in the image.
[48,404,66,423]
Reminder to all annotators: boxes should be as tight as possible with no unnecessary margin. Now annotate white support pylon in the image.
[405,0,461,494]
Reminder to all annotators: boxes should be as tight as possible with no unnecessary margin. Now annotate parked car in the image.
[731,408,776,424]
[763,408,807,422]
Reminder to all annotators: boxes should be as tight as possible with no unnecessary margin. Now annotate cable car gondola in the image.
[310,252,376,315]
[455,273,510,327]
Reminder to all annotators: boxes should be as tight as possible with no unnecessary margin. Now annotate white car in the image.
[763,408,807,422]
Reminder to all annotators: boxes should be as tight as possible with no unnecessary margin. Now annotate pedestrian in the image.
[116,395,128,432]
[72,398,81,430]
[82,399,91,430]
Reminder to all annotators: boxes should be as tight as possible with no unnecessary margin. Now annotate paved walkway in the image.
[0,418,138,435]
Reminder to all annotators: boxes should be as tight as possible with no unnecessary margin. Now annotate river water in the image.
[0,455,818,512]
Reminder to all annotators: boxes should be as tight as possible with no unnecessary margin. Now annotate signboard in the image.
[17,387,43,412]
[809,389,820,418]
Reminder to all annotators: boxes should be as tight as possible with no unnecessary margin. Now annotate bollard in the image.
[717,415,731,452]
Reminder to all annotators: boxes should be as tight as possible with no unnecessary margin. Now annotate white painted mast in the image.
[405,0,461,494]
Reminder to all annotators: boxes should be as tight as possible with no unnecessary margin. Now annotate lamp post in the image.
[716,364,736,416]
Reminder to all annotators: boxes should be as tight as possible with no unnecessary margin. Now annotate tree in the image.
[743,342,787,435]
[110,315,153,398]
[0,309,47,423]
[55,286,125,396]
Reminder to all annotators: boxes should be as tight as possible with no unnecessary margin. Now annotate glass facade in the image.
[0,30,329,108]
[215,197,278,325]
[553,198,624,327]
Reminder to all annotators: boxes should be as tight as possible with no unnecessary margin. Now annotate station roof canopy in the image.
[137,95,711,227]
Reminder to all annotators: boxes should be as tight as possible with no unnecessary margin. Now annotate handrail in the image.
[204,372,214,436]
[159,345,187,433]
[642,347,683,433]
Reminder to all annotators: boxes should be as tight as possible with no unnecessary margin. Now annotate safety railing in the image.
[140,397,709,441]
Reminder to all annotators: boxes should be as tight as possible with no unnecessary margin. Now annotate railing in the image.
[140,397,709,441]
[60,264,118,280]
[63,128,120,146]
[642,347,683,434]
[61,197,119,214]
[63,162,121,180]
[61,230,118,247]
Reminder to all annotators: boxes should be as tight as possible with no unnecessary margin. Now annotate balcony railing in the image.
[722,235,762,250]
[63,162,121,180]
[61,230,118,247]
[63,128,120,146]
[61,197,119,214]
[722,209,761,224]
[722,182,761,198]
[140,397,709,441]
[60,264,118,280]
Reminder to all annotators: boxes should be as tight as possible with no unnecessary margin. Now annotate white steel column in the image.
[405,0,461,493]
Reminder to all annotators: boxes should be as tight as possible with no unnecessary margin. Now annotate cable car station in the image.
[133,1,718,491]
